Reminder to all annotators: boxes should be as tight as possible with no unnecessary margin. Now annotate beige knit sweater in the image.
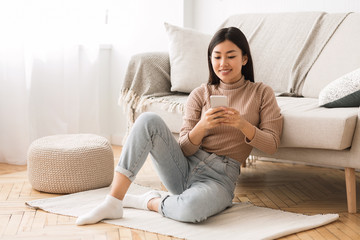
[179,76,283,163]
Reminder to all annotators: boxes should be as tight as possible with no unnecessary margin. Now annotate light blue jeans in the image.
[116,112,241,223]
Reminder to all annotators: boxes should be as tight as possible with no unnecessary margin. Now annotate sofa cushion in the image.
[302,13,360,98]
[164,23,212,93]
[277,97,358,150]
[319,68,360,108]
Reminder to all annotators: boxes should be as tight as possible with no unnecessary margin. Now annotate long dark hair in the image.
[207,27,254,85]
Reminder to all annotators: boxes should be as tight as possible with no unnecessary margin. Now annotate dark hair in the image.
[207,27,254,85]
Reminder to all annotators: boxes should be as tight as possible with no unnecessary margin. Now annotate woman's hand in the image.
[189,107,255,145]
[198,107,228,130]
[221,107,256,140]
[188,107,227,145]
[220,107,246,130]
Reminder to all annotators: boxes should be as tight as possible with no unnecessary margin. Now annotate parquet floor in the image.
[0,145,359,240]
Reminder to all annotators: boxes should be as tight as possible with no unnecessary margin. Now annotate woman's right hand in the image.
[198,107,227,130]
[188,107,227,146]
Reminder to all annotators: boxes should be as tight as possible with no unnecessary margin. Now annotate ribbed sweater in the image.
[178,76,283,163]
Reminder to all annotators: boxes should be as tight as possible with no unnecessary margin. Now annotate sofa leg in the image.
[345,168,357,213]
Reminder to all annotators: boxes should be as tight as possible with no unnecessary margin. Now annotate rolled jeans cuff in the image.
[159,195,170,215]
[115,166,136,182]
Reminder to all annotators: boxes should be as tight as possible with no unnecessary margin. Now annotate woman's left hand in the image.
[221,107,256,140]
[220,107,246,130]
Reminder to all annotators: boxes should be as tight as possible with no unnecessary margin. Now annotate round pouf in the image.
[27,134,114,194]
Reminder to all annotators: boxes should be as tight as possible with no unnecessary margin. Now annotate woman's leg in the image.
[109,172,131,200]
[115,113,189,194]
[76,112,189,225]
[160,181,233,222]
[153,151,241,223]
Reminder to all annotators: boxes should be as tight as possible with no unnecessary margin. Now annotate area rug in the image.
[26,184,339,240]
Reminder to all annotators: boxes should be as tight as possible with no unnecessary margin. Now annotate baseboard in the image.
[110,134,124,146]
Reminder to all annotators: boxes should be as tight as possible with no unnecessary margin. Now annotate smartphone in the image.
[210,95,228,108]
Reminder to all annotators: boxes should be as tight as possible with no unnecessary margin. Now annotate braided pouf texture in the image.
[27,134,114,194]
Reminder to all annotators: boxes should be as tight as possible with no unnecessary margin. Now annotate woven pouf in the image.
[27,134,114,194]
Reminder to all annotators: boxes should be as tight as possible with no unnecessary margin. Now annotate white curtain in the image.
[0,0,111,165]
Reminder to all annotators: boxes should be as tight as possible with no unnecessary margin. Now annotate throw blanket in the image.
[119,12,351,130]
[220,12,351,96]
[118,52,186,140]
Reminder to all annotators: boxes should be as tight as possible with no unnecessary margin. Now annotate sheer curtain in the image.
[0,0,111,165]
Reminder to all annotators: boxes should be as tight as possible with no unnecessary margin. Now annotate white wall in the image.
[107,0,184,145]
[189,0,360,34]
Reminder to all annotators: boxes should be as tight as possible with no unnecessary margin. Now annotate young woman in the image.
[76,27,283,225]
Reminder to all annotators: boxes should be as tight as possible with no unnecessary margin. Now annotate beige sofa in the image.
[119,12,360,213]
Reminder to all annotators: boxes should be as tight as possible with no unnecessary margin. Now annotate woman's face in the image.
[211,40,248,84]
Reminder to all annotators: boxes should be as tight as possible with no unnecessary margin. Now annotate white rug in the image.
[26,184,339,240]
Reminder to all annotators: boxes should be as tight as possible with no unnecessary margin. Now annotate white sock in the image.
[76,195,123,226]
[123,191,161,210]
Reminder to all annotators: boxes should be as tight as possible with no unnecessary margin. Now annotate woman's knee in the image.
[136,112,164,129]
[163,197,214,223]
[161,184,233,223]
[137,112,160,121]
[133,112,165,134]
[172,201,208,223]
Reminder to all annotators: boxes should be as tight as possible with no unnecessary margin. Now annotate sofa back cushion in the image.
[302,13,360,98]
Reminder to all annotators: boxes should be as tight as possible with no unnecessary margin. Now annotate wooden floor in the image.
[0,145,359,240]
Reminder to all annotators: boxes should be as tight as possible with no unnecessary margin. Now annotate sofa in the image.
[119,12,360,213]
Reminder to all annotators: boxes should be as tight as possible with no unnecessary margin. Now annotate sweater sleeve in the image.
[245,85,283,154]
[178,87,204,156]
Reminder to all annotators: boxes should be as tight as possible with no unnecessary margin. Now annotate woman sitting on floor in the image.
[76,26,283,225]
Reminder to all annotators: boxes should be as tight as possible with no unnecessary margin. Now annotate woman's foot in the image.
[76,195,123,225]
[123,191,161,210]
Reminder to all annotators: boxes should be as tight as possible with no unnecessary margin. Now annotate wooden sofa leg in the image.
[345,168,357,213]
